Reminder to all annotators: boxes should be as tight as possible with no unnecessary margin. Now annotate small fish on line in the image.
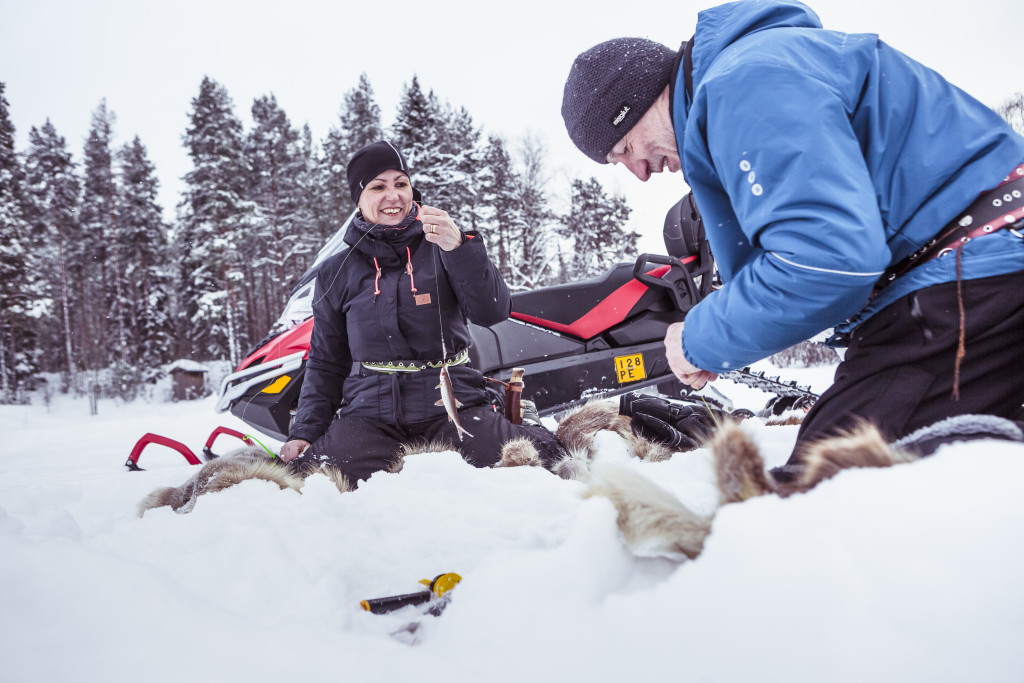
[436,363,473,440]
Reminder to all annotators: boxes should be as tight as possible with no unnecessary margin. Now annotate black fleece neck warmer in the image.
[346,205,425,266]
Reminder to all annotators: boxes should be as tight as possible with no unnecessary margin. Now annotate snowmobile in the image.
[214,193,817,442]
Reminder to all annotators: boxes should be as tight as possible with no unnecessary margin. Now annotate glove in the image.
[620,393,720,451]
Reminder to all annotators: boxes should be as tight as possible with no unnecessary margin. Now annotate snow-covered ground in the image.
[2,363,1022,683]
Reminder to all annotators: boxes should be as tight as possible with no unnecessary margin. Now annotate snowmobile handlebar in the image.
[632,253,704,315]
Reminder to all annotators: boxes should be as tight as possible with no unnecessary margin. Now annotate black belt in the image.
[876,166,1024,291]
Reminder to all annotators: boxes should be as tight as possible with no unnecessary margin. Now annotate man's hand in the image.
[663,321,718,389]
[280,439,311,464]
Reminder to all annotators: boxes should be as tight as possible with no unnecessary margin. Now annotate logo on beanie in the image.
[610,103,631,127]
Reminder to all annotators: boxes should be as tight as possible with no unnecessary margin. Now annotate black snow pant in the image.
[289,405,566,483]
[786,271,1024,465]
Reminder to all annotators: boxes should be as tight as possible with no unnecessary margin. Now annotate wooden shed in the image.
[168,360,209,401]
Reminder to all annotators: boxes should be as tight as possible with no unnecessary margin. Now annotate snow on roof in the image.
[167,359,209,373]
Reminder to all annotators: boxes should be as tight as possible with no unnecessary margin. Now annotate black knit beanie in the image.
[562,37,678,164]
[347,140,411,204]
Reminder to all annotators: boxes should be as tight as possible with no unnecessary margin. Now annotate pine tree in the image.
[294,123,322,275]
[318,73,383,233]
[245,94,312,338]
[478,134,558,291]
[80,100,121,371]
[23,119,82,387]
[436,104,483,227]
[177,76,256,363]
[390,77,483,223]
[390,76,446,204]
[390,75,441,167]
[0,83,48,401]
[997,91,1024,135]
[559,177,637,282]
[509,135,558,288]
[116,136,174,375]
[338,73,382,154]
[477,134,517,278]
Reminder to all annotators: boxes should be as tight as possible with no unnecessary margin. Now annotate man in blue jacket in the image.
[562,0,1024,463]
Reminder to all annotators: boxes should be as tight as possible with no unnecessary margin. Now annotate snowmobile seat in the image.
[510,262,675,339]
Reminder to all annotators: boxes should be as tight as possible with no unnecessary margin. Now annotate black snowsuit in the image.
[287,210,564,481]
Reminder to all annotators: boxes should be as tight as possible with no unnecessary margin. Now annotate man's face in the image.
[606,95,680,182]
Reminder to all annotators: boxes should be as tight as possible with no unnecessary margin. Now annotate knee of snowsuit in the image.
[788,271,1024,463]
[290,406,565,483]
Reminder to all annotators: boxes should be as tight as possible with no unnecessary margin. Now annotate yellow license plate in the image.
[614,353,646,384]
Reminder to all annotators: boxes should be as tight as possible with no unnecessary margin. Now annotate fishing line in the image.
[697,391,721,429]
[432,239,450,360]
[244,433,277,458]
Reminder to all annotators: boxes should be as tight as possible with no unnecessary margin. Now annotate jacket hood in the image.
[691,0,822,85]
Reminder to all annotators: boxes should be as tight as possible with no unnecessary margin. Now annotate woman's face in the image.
[358,169,414,226]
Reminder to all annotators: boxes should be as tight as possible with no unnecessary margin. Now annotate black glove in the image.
[620,393,720,451]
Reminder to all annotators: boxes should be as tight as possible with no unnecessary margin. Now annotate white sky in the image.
[3,0,1022,253]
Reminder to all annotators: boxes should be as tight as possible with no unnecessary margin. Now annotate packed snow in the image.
[2,361,1022,683]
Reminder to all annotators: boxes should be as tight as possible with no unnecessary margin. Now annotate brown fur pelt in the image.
[585,458,712,559]
[137,447,354,517]
[787,422,919,495]
[588,418,921,562]
[711,420,920,500]
[398,439,453,460]
[711,420,777,503]
[555,401,632,458]
[494,437,543,468]
[629,435,676,463]
[764,415,805,427]
[551,400,673,480]
[552,401,627,481]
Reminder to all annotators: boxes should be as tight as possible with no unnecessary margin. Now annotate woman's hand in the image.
[420,205,464,251]
[280,439,311,464]
[664,322,718,389]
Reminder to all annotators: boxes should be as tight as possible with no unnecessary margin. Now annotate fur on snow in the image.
[137,446,353,517]
[584,419,927,561]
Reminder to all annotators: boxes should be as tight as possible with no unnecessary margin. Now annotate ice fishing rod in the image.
[359,572,462,614]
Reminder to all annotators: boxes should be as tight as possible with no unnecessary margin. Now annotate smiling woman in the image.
[277,140,569,484]
[358,169,413,225]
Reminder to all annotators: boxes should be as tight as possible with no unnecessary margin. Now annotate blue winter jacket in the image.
[674,0,1024,372]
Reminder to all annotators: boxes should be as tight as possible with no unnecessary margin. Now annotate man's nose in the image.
[625,158,651,182]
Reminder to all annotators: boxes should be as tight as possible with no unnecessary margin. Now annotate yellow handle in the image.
[418,572,462,597]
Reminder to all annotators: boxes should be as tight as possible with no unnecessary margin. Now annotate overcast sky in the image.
[3,0,1022,253]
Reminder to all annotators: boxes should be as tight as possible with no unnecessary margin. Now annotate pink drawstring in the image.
[405,246,417,293]
[373,257,382,300]
[372,251,417,303]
